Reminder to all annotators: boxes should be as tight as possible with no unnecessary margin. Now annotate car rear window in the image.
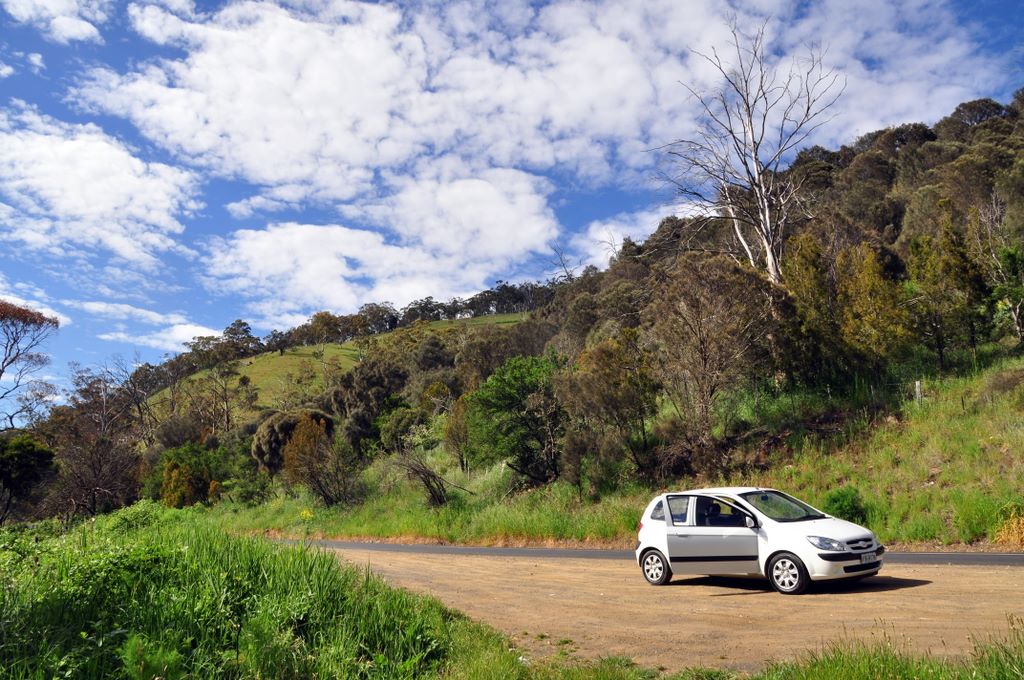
[667,496,689,525]
[650,501,665,521]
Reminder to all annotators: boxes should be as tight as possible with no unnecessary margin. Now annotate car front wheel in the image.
[768,552,809,594]
[641,550,672,586]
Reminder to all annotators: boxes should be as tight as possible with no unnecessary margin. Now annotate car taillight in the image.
[637,521,643,532]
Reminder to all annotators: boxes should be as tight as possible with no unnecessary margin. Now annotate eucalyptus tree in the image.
[664,20,843,283]
[0,300,59,431]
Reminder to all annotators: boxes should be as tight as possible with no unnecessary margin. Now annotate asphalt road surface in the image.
[304,539,1024,672]
[297,538,1024,566]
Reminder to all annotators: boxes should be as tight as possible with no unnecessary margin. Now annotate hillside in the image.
[14,89,1024,554]
[203,356,1024,548]
[149,312,527,418]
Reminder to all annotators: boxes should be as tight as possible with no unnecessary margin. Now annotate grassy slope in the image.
[207,357,1024,548]
[158,312,525,414]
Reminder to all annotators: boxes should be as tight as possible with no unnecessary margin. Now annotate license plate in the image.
[860,552,877,564]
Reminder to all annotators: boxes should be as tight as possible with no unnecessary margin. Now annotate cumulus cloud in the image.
[0,62,13,78]
[570,208,671,268]
[76,0,1010,205]
[98,322,220,352]
[59,0,1014,329]
[0,103,200,269]
[203,221,509,328]
[349,166,558,261]
[0,0,113,43]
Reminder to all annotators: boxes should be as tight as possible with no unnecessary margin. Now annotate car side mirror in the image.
[744,515,757,529]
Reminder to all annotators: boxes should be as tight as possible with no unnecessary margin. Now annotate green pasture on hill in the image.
[153,312,526,416]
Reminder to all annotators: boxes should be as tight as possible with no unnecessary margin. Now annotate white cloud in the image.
[0,0,112,43]
[63,0,1014,330]
[75,0,1010,201]
[98,322,220,352]
[0,62,13,78]
[570,207,670,268]
[204,221,508,328]
[350,166,558,261]
[0,103,200,269]
[62,300,190,326]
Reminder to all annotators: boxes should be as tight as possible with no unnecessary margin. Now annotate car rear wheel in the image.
[641,550,672,586]
[768,552,809,594]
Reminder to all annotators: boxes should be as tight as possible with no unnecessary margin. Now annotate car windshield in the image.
[739,490,826,522]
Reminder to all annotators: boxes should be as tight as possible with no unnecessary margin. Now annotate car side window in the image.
[650,500,665,521]
[695,495,749,527]
[666,496,690,525]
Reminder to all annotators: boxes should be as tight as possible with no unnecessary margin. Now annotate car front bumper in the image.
[806,545,885,580]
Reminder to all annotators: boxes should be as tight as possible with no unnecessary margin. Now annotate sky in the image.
[0,0,1022,382]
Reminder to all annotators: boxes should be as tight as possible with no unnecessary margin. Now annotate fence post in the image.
[914,380,922,406]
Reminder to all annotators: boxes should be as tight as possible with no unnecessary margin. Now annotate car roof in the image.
[661,486,771,496]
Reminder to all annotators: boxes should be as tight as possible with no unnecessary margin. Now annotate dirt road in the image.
[327,547,1024,673]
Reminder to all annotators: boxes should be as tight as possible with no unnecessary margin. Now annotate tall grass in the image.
[0,502,462,678]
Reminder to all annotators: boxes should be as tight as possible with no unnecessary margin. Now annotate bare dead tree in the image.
[0,300,59,431]
[968,194,1024,343]
[661,19,844,283]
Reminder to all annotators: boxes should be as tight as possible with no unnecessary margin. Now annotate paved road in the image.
[289,538,1024,566]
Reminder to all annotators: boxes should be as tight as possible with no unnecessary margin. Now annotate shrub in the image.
[822,486,869,524]
[995,503,1024,547]
[282,418,362,507]
[158,444,226,509]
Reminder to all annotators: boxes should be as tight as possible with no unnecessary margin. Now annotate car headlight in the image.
[806,536,846,551]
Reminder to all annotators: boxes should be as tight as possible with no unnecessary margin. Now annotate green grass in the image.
[205,468,647,547]
[3,503,1022,678]
[740,357,1024,544]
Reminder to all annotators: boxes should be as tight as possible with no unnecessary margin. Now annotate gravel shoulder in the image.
[327,547,1024,673]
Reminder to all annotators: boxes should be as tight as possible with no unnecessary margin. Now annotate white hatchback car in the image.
[635,487,884,594]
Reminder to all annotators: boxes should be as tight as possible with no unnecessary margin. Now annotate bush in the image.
[157,444,227,509]
[822,486,869,525]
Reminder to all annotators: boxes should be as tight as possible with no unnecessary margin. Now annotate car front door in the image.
[666,494,760,575]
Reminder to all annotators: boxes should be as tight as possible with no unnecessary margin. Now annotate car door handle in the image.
[672,534,690,538]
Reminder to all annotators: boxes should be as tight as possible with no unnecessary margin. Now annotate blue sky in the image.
[0,0,1021,382]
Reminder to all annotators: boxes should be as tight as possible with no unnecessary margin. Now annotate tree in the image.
[0,434,53,524]
[908,212,991,368]
[184,361,256,433]
[468,354,564,485]
[158,443,224,508]
[933,98,1013,142]
[664,20,843,283]
[646,255,777,471]
[251,408,334,475]
[282,416,360,506]
[40,365,141,517]
[263,329,291,356]
[0,300,59,431]
[967,194,1024,343]
[555,329,659,475]
[221,319,263,358]
[835,244,912,364]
